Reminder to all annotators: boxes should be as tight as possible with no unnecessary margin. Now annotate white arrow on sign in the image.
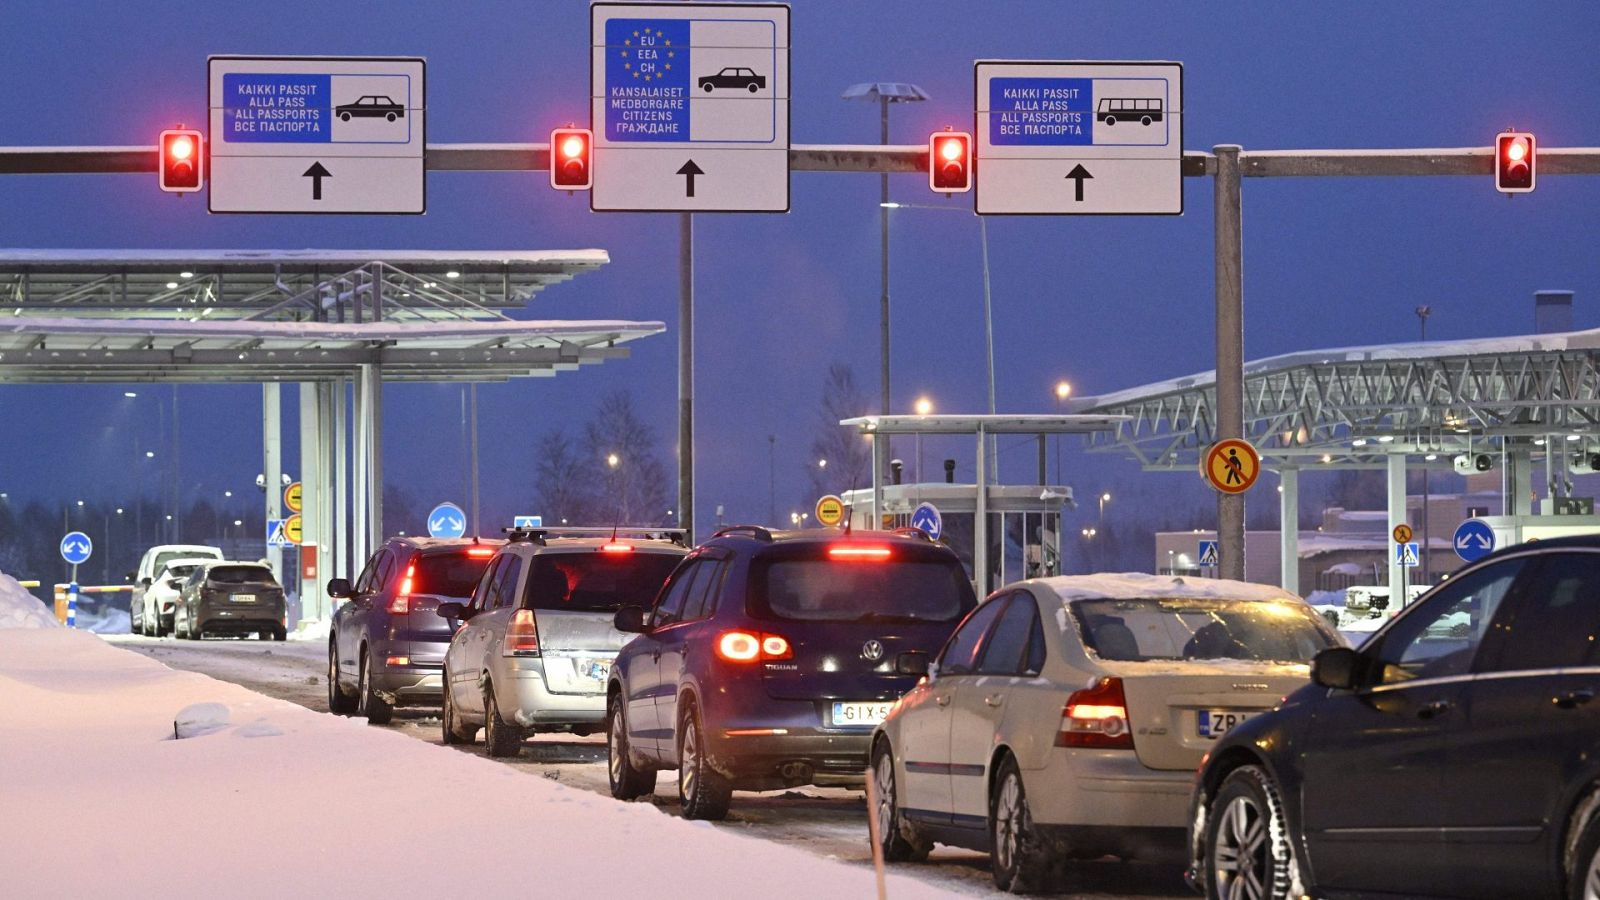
[66,541,88,555]
[430,515,464,533]
[1456,533,1493,550]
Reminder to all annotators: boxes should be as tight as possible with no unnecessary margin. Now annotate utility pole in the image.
[1213,146,1246,581]
[1417,305,1433,586]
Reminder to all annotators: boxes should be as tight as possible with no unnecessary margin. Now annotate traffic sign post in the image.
[284,481,303,514]
[1198,540,1219,567]
[590,3,790,212]
[513,515,543,529]
[1454,519,1496,562]
[814,495,845,528]
[284,514,304,545]
[1202,438,1260,495]
[909,502,943,541]
[1392,523,1413,545]
[1397,542,1420,567]
[59,533,91,620]
[208,55,426,214]
[428,502,467,539]
[265,517,290,548]
[975,60,1182,215]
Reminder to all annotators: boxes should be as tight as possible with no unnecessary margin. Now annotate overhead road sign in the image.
[59,532,92,565]
[1454,519,1496,562]
[428,502,467,538]
[1202,439,1260,495]
[208,55,426,214]
[975,60,1183,215]
[909,502,943,541]
[591,2,790,212]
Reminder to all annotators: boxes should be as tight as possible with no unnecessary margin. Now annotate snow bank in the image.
[0,572,58,629]
[75,604,132,634]
[0,629,958,900]
[288,617,330,642]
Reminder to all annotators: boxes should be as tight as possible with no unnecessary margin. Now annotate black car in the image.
[173,561,286,641]
[335,95,404,122]
[697,67,765,93]
[1189,535,1600,900]
[327,536,502,724]
[606,526,977,820]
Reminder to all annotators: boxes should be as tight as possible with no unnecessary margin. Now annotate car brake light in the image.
[503,608,541,657]
[467,546,496,558]
[600,543,634,553]
[388,563,415,615]
[1058,677,1134,749]
[717,630,792,663]
[828,544,891,560]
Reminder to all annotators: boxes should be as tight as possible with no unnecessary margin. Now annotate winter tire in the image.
[327,641,358,715]
[990,753,1055,892]
[677,700,731,820]
[483,681,524,757]
[607,694,654,800]
[1203,765,1297,900]
[872,737,931,862]
[357,649,394,725]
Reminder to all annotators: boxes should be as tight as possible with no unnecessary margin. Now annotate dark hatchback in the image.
[174,561,286,640]
[606,526,977,820]
[327,537,502,724]
[1189,536,1600,900]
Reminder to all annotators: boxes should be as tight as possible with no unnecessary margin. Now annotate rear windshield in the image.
[164,564,203,580]
[1071,597,1336,663]
[155,549,218,572]
[752,552,975,624]
[523,551,682,613]
[412,552,494,599]
[207,566,278,586]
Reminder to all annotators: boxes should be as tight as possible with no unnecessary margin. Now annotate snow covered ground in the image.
[0,618,959,898]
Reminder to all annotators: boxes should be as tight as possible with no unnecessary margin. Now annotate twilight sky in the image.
[4,0,1600,541]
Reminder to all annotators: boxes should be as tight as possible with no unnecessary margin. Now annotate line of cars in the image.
[129,543,288,640]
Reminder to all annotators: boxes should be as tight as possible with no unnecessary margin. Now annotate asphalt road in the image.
[108,632,1192,900]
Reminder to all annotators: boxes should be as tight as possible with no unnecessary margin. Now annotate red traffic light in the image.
[550,128,592,191]
[928,131,972,193]
[1495,131,1535,194]
[159,129,204,193]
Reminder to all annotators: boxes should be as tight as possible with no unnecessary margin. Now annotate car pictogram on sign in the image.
[698,67,765,93]
[336,95,404,122]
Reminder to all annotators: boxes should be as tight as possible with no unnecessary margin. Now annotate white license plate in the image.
[230,593,256,604]
[1197,710,1255,738]
[831,701,893,727]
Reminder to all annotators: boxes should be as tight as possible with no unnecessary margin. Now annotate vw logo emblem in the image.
[862,640,885,661]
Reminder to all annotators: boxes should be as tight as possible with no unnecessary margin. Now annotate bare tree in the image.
[582,390,671,525]
[531,429,597,525]
[807,363,872,498]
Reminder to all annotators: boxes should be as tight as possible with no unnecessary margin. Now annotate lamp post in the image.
[913,396,932,486]
[844,81,929,523]
[1054,381,1072,483]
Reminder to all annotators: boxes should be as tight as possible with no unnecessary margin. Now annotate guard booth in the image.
[837,414,1125,597]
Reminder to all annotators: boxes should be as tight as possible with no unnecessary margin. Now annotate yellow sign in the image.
[284,514,303,545]
[1392,523,1413,545]
[1203,439,1261,495]
[284,481,303,513]
[815,494,845,527]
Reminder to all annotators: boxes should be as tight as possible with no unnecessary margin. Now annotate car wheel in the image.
[482,681,524,757]
[607,694,654,800]
[1204,765,1297,900]
[340,112,351,121]
[327,642,357,715]
[872,737,931,862]
[272,627,287,642]
[1568,798,1600,900]
[441,668,477,744]
[677,700,731,820]
[356,649,394,725]
[990,753,1056,892]
[256,629,273,641]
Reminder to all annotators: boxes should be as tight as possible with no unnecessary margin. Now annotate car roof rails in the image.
[891,527,936,543]
[501,526,548,545]
[500,525,689,547]
[711,525,774,542]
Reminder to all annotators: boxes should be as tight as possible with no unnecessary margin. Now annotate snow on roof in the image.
[0,248,610,267]
[0,315,664,343]
[1036,572,1299,605]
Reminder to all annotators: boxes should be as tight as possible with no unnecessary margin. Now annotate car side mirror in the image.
[896,652,930,677]
[613,606,647,634]
[1312,646,1363,691]
[436,601,467,621]
[326,578,352,599]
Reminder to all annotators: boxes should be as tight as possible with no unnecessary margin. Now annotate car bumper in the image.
[702,695,877,787]
[498,660,607,727]
[196,604,283,635]
[1025,748,1194,829]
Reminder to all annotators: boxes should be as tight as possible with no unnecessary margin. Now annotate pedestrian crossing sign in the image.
[1397,541,1420,567]
[1198,540,1219,567]
[266,517,290,548]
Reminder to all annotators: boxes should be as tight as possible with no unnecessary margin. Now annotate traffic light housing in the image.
[928,131,972,193]
[1496,131,1535,194]
[159,129,204,193]
[550,128,592,191]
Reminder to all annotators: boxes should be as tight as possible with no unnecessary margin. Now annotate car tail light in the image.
[828,544,892,561]
[467,546,496,558]
[717,630,793,663]
[387,563,415,615]
[1057,677,1133,749]
[600,543,634,553]
[503,608,541,657]
[386,655,410,667]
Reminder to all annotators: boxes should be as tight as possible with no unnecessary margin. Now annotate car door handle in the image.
[1556,689,1597,710]
[984,694,1005,708]
[1417,699,1455,720]
[935,694,951,707]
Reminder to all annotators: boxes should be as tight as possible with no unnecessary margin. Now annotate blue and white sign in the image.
[1198,540,1219,567]
[1397,542,1421,567]
[208,55,426,214]
[59,531,92,565]
[591,3,790,212]
[975,60,1182,215]
[909,502,943,541]
[513,515,543,529]
[1454,519,1497,562]
[428,502,467,539]
[265,518,290,548]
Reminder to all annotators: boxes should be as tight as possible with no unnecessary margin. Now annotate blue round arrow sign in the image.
[428,502,467,538]
[60,531,93,565]
[1453,519,1496,563]
[909,502,943,541]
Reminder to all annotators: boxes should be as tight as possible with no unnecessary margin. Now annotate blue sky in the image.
[4,1,1600,539]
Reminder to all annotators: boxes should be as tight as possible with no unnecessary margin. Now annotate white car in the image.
[138,557,213,637]
[129,544,222,634]
[869,573,1343,892]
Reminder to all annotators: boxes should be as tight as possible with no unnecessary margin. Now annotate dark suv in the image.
[606,526,977,820]
[174,561,286,641]
[327,536,502,724]
[1189,535,1600,900]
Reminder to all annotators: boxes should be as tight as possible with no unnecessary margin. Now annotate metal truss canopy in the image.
[1080,328,1600,470]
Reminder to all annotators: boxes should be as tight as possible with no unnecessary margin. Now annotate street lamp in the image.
[844,81,929,524]
[1099,492,1111,520]
[913,396,932,485]
[1055,381,1073,484]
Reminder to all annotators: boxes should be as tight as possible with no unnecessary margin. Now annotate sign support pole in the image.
[1214,145,1245,581]
[1279,467,1299,595]
[263,383,283,584]
[1387,452,1408,609]
[679,213,695,542]
[874,96,891,529]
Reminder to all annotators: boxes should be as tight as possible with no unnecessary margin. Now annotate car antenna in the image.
[844,472,857,536]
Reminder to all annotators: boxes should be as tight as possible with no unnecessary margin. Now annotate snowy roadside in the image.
[0,626,959,899]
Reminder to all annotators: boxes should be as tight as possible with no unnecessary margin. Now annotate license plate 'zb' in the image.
[1198,710,1254,738]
